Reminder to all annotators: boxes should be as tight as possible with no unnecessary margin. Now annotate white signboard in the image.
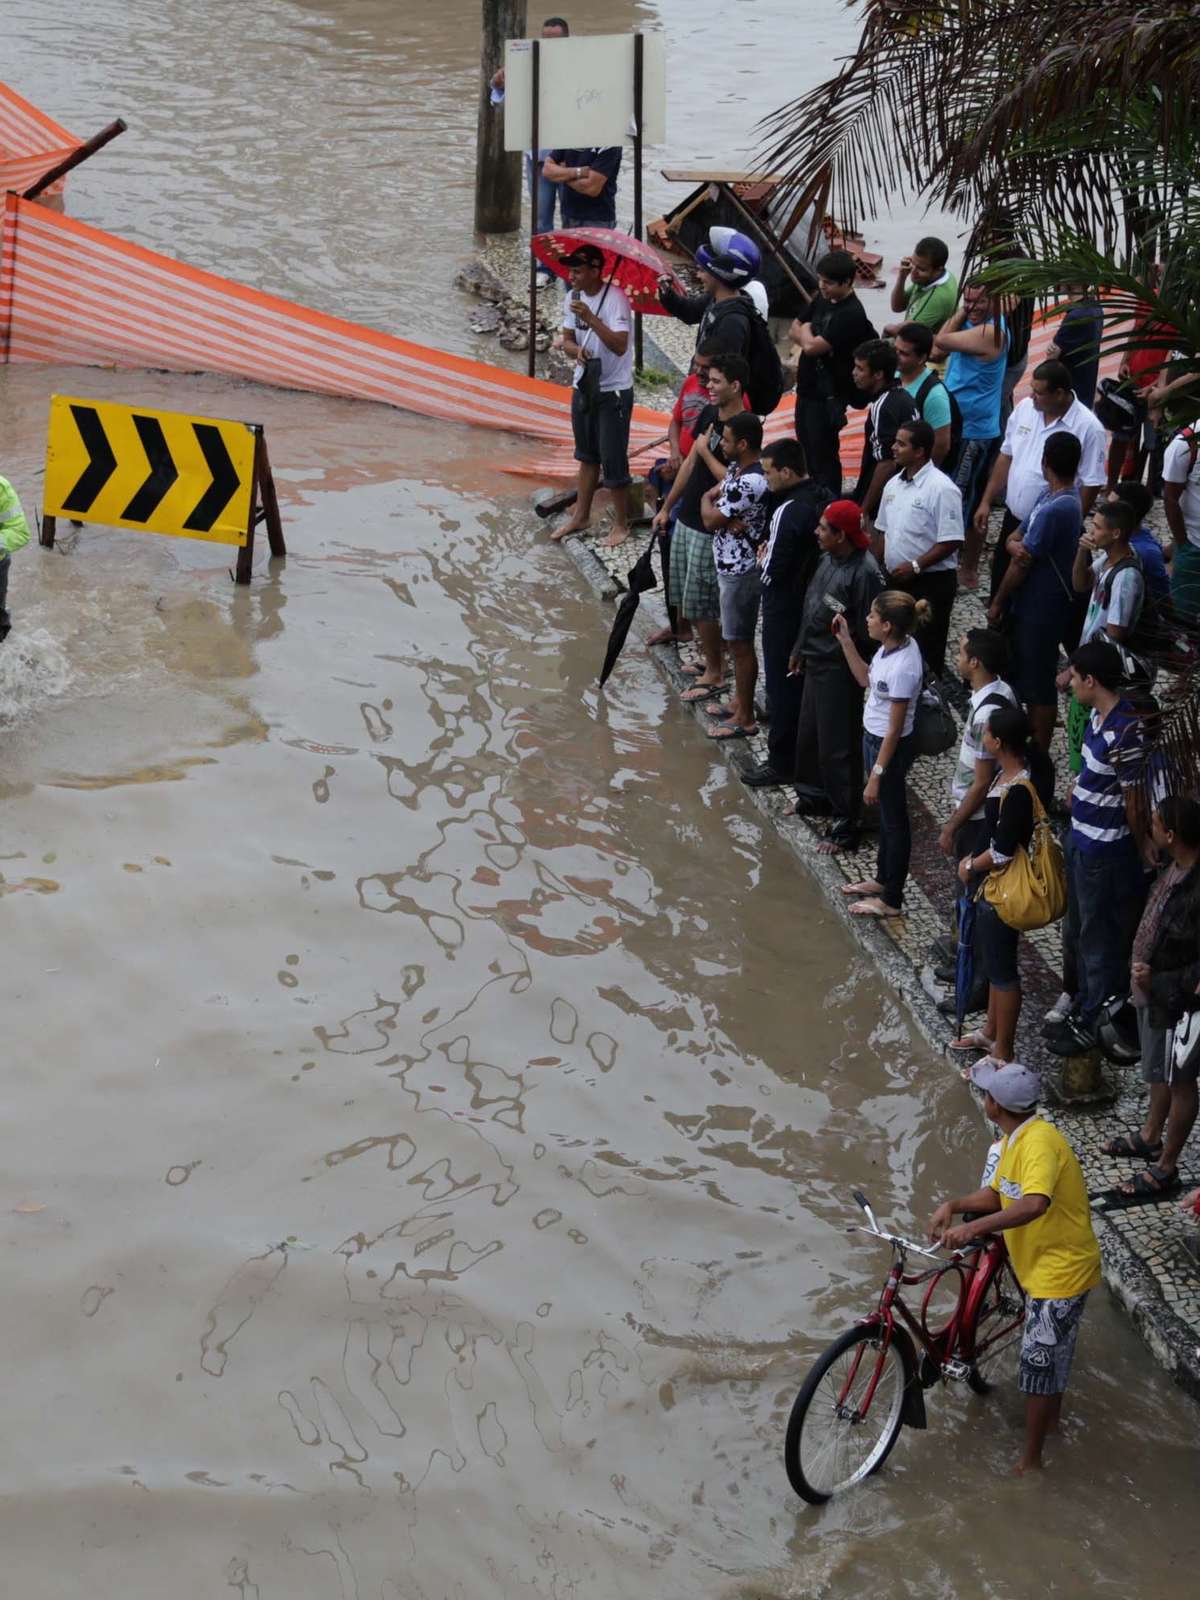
[503,32,666,153]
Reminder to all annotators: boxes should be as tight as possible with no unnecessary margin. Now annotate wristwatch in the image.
[872,763,886,777]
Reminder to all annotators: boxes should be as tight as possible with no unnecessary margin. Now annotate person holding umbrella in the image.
[551,244,634,547]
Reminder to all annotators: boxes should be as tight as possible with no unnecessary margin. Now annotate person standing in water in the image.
[0,473,31,642]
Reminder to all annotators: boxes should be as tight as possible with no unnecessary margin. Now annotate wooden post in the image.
[256,434,286,559]
[474,0,528,234]
[526,38,540,379]
[22,119,127,201]
[633,33,645,373]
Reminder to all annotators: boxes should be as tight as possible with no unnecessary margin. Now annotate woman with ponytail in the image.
[832,589,930,916]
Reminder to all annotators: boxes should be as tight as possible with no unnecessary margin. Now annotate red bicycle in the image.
[784,1190,1026,1504]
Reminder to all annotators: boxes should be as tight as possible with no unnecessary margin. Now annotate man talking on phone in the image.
[551,245,634,547]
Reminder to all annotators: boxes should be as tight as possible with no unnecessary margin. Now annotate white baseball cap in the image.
[969,1059,1041,1112]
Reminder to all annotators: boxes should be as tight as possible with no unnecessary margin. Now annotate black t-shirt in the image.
[761,481,830,601]
[551,146,621,223]
[853,386,919,502]
[795,291,875,403]
[676,404,729,529]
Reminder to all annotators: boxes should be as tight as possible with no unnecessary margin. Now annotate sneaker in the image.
[741,763,792,789]
[1043,990,1074,1026]
[1044,1014,1096,1058]
[929,936,957,968]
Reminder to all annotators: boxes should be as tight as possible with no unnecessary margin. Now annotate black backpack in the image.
[706,295,785,416]
[915,370,964,461]
[1097,553,1166,678]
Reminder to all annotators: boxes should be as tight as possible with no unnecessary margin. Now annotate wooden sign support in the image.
[235,429,286,586]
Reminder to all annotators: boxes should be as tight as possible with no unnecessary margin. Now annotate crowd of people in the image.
[542,206,1200,1445]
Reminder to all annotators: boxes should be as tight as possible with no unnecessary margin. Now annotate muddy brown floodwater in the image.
[3,2,1199,1595]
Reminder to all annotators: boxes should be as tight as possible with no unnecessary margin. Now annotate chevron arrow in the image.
[184,424,242,533]
[61,404,118,514]
[122,414,179,523]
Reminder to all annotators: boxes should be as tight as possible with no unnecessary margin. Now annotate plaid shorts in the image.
[669,517,720,622]
[1019,1291,1090,1396]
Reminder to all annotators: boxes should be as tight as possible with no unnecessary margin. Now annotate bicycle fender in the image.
[886,1326,928,1431]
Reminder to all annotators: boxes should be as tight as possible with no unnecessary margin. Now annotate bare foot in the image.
[1013,1456,1043,1476]
[817,839,849,855]
[841,879,884,896]
[600,528,631,549]
[849,896,903,918]
[959,567,980,591]
[550,518,590,542]
[645,626,675,647]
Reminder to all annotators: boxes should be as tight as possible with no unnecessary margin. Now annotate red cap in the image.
[823,499,868,549]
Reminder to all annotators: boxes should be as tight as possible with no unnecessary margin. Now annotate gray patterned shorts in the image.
[1019,1291,1090,1396]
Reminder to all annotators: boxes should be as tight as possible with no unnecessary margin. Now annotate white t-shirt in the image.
[864,635,924,738]
[1162,425,1200,549]
[1000,395,1107,522]
[1081,551,1144,644]
[563,283,634,392]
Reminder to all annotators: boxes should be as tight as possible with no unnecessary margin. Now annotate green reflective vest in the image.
[0,476,30,557]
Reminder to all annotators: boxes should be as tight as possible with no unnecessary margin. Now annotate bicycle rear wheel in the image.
[784,1325,907,1504]
[967,1257,1026,1394]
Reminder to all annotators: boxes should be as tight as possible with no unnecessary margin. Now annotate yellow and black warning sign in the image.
[43,395,258,547]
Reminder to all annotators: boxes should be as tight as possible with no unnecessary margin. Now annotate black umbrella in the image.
[954,882,979,1037]
[598,538,659,686]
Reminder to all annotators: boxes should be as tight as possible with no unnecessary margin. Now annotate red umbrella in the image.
[531,227,683,315]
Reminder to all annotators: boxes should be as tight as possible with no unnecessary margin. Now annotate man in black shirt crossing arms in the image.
[542,147,622,228]
[743,440,830,788]
[851,339,919,526]
[789,250,875,496]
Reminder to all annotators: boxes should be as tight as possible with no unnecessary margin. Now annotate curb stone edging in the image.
[551,519,1200,1403]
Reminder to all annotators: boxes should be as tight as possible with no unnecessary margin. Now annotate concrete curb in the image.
[553,521,1200,1402]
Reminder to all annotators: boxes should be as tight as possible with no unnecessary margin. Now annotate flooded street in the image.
[3,2,1200,1595]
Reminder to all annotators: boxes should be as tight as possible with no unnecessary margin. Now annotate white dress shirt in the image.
[876,460,964,573]
[1001,394,1107,522]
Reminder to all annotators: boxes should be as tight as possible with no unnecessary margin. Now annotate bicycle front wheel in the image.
[784,1325,908,1504]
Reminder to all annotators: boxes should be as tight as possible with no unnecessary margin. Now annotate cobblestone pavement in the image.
[548,503,1200,1398]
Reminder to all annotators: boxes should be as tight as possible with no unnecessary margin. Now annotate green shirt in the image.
[0,476,30,557]
[904,271,958,332]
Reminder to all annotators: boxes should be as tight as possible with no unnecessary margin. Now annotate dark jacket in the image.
[760,481,830,607]
[657,286,753,359]
[1146,861,1200,1030]
[794,547,884,663]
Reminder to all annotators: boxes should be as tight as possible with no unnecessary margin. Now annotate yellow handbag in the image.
[982,779,1067,931]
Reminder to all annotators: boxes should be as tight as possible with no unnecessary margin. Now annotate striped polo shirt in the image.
[1070,698,1143,854]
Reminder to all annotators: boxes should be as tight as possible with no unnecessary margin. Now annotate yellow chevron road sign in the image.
[43,395,258,546]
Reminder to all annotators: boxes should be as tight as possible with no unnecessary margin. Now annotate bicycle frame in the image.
[834,1196,1022,1425]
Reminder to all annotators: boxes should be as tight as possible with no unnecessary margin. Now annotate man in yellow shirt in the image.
[0,474,32,643]
[928,1060,1102,1475]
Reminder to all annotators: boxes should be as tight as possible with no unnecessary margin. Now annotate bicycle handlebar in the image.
[846,1221,972,1263]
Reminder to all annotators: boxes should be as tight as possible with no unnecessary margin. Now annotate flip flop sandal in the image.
[707,724,758,741]
[947,1031,994,1055]
[841,880,883,897]
[679,662,706,678]
[1102,1132,1164,1160]
[681,684,725,703]
[704,705,735,721]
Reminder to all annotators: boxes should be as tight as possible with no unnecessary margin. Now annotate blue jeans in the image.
[863,730,917,909]
[525,154,561,234]
[1064,832,1148,1024]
